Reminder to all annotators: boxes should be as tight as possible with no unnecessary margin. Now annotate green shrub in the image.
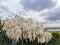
[0,20,12,45]
[47,31,60,45]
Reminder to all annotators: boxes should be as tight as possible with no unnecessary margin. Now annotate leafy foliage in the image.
[0,20,6,41]
[0,20,12,45]
[47,31,60,45]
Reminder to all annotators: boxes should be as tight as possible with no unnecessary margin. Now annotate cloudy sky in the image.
[0,0,60,24]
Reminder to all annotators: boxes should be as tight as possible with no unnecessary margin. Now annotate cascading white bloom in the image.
[44,32,52,43]
[3,15,52,43]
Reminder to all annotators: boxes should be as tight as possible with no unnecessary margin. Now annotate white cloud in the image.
[0,0,60,23]
[0,0,24,17]
[22,10,46,22]
[55,0,60,6]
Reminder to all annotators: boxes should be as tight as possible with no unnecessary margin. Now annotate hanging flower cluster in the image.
[3,15,52,43]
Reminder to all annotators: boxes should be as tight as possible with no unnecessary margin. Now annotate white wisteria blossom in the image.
[3,15,52,43]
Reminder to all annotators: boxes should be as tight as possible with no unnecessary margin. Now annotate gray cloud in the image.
[0,5,9,12]
[0,5,14,17]
[0,0,2,2]
[21,0,56,11]
[46,9,60,21]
